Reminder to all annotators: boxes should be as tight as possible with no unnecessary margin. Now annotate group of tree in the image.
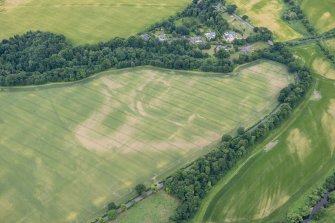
[0,28,276,87]
[164,44,313,222]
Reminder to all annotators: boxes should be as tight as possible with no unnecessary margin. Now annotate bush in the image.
[107,202,117,211]
[135,184,146,196]
[108,209,117,220]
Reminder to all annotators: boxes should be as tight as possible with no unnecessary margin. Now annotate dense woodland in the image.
[0,0,273,86]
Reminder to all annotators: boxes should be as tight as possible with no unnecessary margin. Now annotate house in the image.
[268,40,274,46]
[158,34,168,42]
[223,31,238,43]
[216,45,233,52]
[214,3,225,11]
[140,33,150,41]
[190,36,203,44]
[205,32,216,40]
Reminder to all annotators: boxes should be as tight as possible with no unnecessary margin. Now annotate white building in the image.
[205,32,216,40]
[190,36,203,44]
[223,31,238,43]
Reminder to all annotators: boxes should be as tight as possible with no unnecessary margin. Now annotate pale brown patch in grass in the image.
[318,12,332,29]
[136,101,148,117]
[254,194,289,219]
[287,128,311,161]
[321,100,335,155]
[93,196,107,207]
[312,57,335,80]
[2,0,29,10]
[65,212,78,222]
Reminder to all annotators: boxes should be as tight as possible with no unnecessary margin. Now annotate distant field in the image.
[301,0,335,33]
[324,38,335,52]
[291,43,335,80]
[226,0,302,41]
[0,0,190,44]
[0,61,290,223]
[196,74,335,222]
[114,192,178,223]
[314,203,335,223]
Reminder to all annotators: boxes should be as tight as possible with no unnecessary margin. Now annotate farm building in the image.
[205,32,216,40]
[223,31,238,43]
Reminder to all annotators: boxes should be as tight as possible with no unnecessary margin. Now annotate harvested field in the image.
[0,0,190,44]
[226,0,302,41]
[0,61,290,223]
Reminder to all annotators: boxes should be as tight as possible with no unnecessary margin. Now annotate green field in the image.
[312,204,335,223]
[302,0,335,33]
[0,0,190,44]
[192,45,335,223]
[0,61,290,223]
[324,38,335,52]
[226,0,302,41]
[292,42,335,80]
[114,192,178,223]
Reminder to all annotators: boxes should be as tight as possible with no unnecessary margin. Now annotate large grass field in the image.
[301,0,335,34]
[193,45,335,223]
[226,0,302,41]
[113,191,178,223]
[0,61,290,223]
[0,0,190,44]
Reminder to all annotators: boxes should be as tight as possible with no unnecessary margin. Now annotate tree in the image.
[237,127,245,135]
[135,184,146,195]
[98,217,105,223]
[329,192,335,204]
[226,5,237,14]
[108,209,117,220]
[222,134,232,142]
[215,49,230,59]
[242,15,249,20]
[107,202,117,211]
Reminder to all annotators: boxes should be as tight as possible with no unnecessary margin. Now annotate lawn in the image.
[193,44,335,223]
[0,0,190,44]
[291,42,335,80]
[226,0,302,41]
[113,191,178,223]
[0,61,290,223]
[301,0,335,34]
